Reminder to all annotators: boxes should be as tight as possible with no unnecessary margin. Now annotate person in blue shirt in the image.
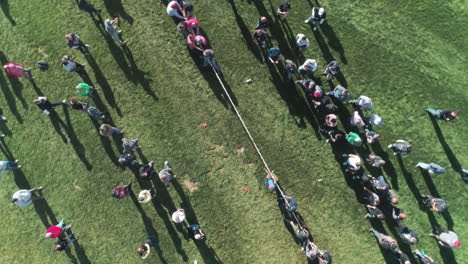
[268,47,281,64]
[416,163,446,175]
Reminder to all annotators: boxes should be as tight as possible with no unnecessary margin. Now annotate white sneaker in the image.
[304,20,309,23]
[62,100,67,104]
[0,116,6,121]
[85,44,90,47]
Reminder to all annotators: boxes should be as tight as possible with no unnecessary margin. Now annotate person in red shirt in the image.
[45,219,72,238]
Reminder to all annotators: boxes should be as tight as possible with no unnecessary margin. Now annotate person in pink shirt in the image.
[45,219,72,239]
[3,62,32,80]
[186,18,200,35]
[187,34,207,52]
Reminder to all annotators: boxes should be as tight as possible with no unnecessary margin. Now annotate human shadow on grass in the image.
[63,107,93,170]
[368,221,401,264]
[90,119,120,166]
[0,51,28,109]
[129,192,168,264]
[428,115,466,182]
[103,0,134,24]
[396,155,425,210]
[0,0,16,25]
[84,54,123,117]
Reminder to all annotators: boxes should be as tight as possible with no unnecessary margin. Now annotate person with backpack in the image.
[11,187,43,207]
[33,96,67,115]
[424,109,460,121]
[159,161,176,186]
[112,182,132,199]
[65,33,90,55]
[304,7,326,31]
[276,2,291,21]
[388,140,412,155]
[415,162,446,175]
[62,55,85,75]
[321,61,340,80]
[105,17,126,46]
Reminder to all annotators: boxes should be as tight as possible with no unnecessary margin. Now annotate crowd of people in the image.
[0,0,464,262]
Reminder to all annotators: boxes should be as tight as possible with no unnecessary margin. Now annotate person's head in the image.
[75,86,83,91]
[137,245,148,256]
[399,213,407,219]
[409,237,417,244]
[45,232,53,238]
[355,161,362,167]
[33,98,42,105]
[364,99,372,104]
[70,98,78,104]
[194,233,204,240]
[61,55,70,64]
[65,34,73,40]
[171,2,180,8]
[260,16,267,23]
[301,36,307,41]
[451,111,460,117]
[391,196,399,205]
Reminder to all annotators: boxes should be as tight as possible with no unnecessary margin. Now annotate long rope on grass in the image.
[208,61,303,224]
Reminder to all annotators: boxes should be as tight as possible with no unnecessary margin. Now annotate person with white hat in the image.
[304,7,326,31]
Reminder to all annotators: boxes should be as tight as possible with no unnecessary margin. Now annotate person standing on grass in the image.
[415,162,446,175]
[278,195,298,212]
[413,249,437,264]
[75,83,96,98]
[268,47,281,64]
[69,97,90,113]
[277,2,291,20]
[255,16,270,30]
[77,0,101,24]
[369,228,399,252]
[118,153,141,168]
[321,61,340,80]
[105,17,126,46]
[298,59,317,75]
[364,187,381,206]
[45,219,72,239]
[425,109,460,121]
[388,140,412,155]
[284,218,309,243]
[0,160,20,175]
[342,154,361,172]
[159,161,176,187]
[396,225,418,245]
[421,195,448,213]
[140,161,155,181]
[364,204,385,220]
[429,228,460,248]
[202,49,220,73]
[62,55,85,75]
[394,249,411,264]
[349,95,372,110]
[167,1,185,22]
[186,18,200,36]
[317,249,332,264]
[365,129,380,144]
[366,154,386,168]
[112,182,133,199]
[304,7,326,31]
[11,187,43,207]
[172,208,186,223]
[99,124,124,137]
[284,59,297,80]
[33,97,67,115]
[65,33,90,55]
[54,234,78,251]
[327,85,350,102]
[3,62,33,80]
[187,224,205,240]
[137,236,159,259]
[295,33,309,53]
[253,29,269,50]
[138,188,156,204]
[182,1,194,19]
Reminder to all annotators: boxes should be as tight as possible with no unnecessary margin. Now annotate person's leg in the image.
[164,161,170,169]
[111,31,124,45]
[424,108,442,119]
[67,234,78,244]
[5,161,18,170]
[124,182,133,193]
[50,100,67,108]
[57,219,65,228]
[111,127,121,135]
[370,228,384,240]
[416,162,430,170]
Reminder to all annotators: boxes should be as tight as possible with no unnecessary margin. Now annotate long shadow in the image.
[90,119,119,166]
[226,0,264,63]
[63,107,93,170]
[129,192,168,264]
[368,221,400,264]
[85,54,123,117]
[372,143,399,191]
[49,110,69,144]
[30,79,45,96]
[73,240,92,264]
[320,24,347,64]
[103,0,134,24]
[0,68,23,123]
[396,155,425,210]
[0,0,16,25]
[0,120,12,137]
[0,51,28,109]
[428,116,465,182]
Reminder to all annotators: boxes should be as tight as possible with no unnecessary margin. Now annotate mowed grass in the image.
[0,0,466,263]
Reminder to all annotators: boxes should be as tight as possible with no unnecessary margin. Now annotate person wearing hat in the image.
[421,195,448,213]
[304,7,326,31]
[424,109,460,121]
[430,228,460,248]
[45,219,72,239]
[166,1,185,22]
[172,208,186,223]
[138,189,156,204]
[416,162,446,175]
[186,18,200,35]
[276,2,291,21]
[12,187,43,207]
[187,224,205,240]
[139,161,155,181]
[388,139,413,155]
[299,59,317,75]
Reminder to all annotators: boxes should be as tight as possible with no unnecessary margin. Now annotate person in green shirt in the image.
[345,131,362,147]
[75,83,95,98]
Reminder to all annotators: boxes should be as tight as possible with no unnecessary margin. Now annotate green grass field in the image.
[0,0,466,263]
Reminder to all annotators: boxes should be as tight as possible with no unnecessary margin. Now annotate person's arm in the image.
[141,244,151,259]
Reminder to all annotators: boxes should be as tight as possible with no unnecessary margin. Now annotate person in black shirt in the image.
[276,2,291,20]
[394,249,411,264]
[54,234,77,251]
[425,108,460,121]
[69,98,88,112]
[33,97,66,114]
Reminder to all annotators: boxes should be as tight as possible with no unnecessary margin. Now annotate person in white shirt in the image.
[296,33,310,53]
[166,1,185,22]
[299,59,317,74]
[343,154,361,171]
[172,208,186,223]
[11,187,44,207]
[304,7,326,31]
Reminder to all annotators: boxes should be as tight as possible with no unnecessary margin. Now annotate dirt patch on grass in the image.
[183,179,199,192]
[236,147,245,154]
[209,144,224,152]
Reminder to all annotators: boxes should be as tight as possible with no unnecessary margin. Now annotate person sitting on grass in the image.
[33,96,67,115]
[0,160,20,175]
[187,224,205,240]
[112,182,132,199]
[425,109,460,121]
[388,140,412,155]
[421,194,448,213]
[54,234,78,251]
[268,47,281,64]
[11,187,43,207]
[159,161,176,187]
[345,131,363,147]
[45,219,72,239]
[415,162,446,175]
[137,236,159,260]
